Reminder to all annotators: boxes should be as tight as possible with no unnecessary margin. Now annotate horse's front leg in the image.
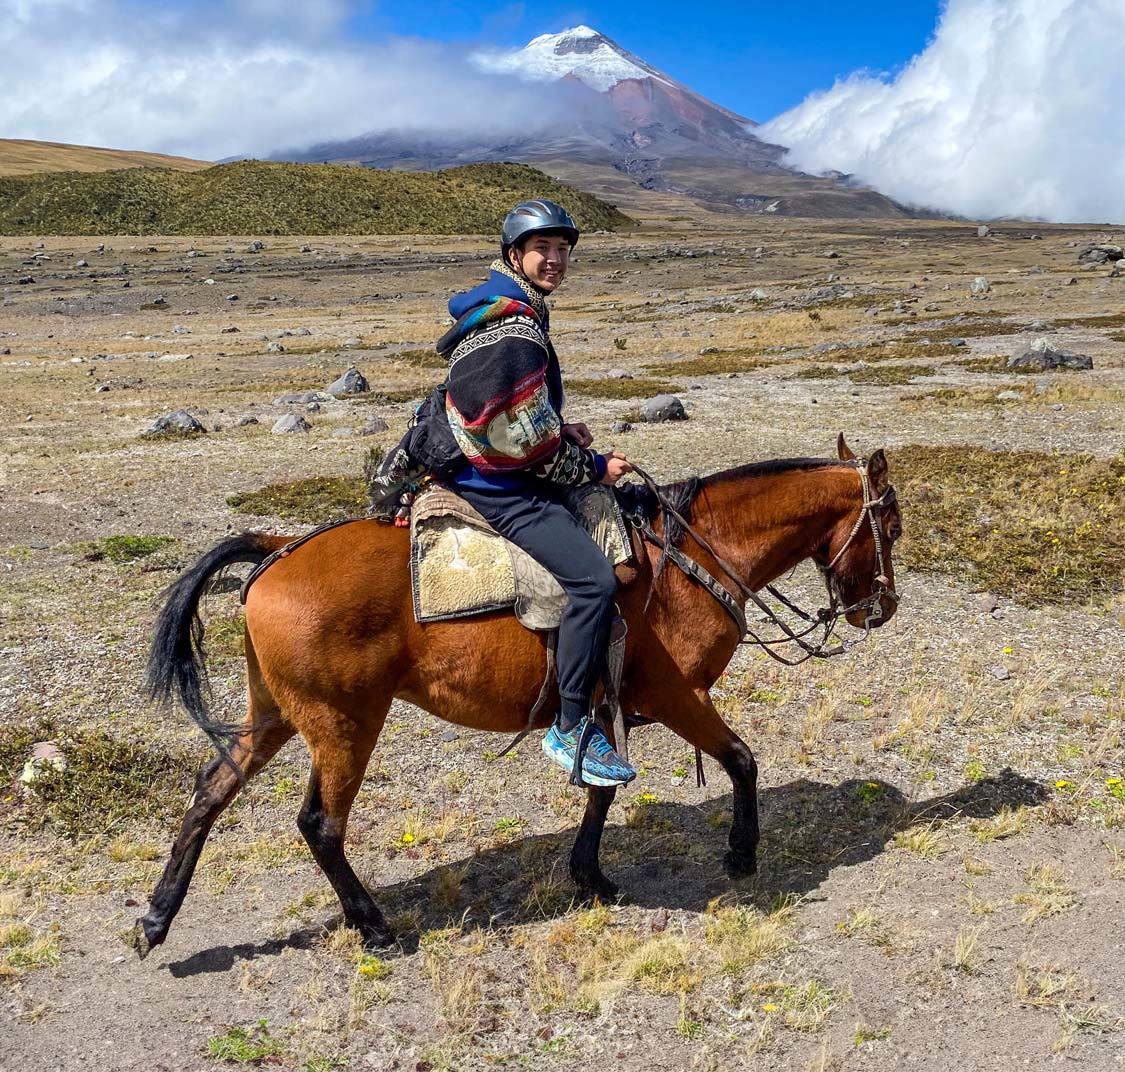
[695,686,760,877]
[634,658,759,876]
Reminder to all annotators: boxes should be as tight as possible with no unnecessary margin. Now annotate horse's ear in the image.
[837,433,856,461]
[867,448,889,493]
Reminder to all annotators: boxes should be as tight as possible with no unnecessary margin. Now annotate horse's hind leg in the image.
[296,702,393,947]
[133,689,294,957]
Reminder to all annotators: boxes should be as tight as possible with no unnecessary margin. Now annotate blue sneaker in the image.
[542,719,637,787]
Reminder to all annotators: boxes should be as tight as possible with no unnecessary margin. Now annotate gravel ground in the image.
[1,217,1124,1071]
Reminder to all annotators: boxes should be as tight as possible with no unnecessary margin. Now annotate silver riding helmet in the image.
[501,200,580,265]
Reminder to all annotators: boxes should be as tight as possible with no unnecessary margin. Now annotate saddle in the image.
[409,482,633,629]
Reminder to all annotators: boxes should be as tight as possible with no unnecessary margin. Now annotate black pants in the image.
[456,483,618,730]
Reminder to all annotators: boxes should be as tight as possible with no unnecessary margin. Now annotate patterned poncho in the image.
[436,260,602,488]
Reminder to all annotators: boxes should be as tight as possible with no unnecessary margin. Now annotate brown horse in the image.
[134,436,901,957]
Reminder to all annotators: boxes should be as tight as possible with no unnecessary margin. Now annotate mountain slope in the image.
[0,138,211,177]
[0,160,633,236]
[277,26,912,219]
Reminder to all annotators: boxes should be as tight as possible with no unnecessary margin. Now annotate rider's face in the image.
[511,234,571,292]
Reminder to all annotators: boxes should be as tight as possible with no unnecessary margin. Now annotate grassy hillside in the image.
[0,138,211,177]
[0,160,634,236]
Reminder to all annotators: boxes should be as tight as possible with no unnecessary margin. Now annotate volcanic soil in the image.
[1,211,1123,1071]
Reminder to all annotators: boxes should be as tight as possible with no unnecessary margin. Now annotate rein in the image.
[626,461,897,666]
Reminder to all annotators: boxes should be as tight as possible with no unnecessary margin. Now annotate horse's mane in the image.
[627,457,842,549]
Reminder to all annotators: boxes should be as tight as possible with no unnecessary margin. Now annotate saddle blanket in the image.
[410,483,633,630]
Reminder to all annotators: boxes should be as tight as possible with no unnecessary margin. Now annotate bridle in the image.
[627,460,899,666]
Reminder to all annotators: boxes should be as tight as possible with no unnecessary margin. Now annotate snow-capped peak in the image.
[475,26,675,93]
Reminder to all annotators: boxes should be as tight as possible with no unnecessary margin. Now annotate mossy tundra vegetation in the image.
[1,190,1124,1071]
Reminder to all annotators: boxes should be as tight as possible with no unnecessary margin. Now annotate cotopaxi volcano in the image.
[273,26,917,219]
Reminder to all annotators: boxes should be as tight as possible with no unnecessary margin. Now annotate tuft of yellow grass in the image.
[893,823,949,859]
[703,898,795,973]
[952,925,982,972]
[1013,863,1076,923]
[970,806,1030,843]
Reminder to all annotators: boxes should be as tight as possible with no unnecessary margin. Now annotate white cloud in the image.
[0,0,564,161]
[761,0,1125,223]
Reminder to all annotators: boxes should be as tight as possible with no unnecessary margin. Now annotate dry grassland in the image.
[1,211,1124,1071]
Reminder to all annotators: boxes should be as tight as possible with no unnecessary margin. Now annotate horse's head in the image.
[821,435,902,629]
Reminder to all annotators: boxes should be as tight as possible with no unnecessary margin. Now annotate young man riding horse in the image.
[410,200,638,787]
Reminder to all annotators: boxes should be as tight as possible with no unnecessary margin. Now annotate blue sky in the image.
[349,1,944,120]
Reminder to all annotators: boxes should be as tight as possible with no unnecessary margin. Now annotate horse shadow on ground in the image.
[165,767,1045,976]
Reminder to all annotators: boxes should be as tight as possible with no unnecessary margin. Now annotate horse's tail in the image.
[146,532,289,766]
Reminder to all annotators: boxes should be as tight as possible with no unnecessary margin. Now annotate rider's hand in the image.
[562,422,593,448]
[600,450,632,486]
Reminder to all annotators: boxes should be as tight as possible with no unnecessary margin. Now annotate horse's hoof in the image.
[574,873,619,903]
[359,924,396,950]
[723,850,757,879]
[130,918,158,960]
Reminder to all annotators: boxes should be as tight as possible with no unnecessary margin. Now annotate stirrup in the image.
[568,717,598,788]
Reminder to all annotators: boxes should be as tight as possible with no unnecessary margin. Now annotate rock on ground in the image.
[327,367,369,397]
[641,394,687,423]
[1008,339,1093,371]
[1077,243,1123,264]
[140,410,206,439]
[361,416,389,435]
[271,414,311,434]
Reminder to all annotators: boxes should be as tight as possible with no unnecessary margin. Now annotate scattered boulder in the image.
[640,394,687,423]
[988,665,1011,682]
[266,341,285,354]
[300,243,312,253]
[970,276,990,295]
[977,225,990,237]
[824,250,839,258]
[152,295,167,305]
[1077,243,1123,265]
[171,325,191,334]
[220,326,240,333]
[246,240,264,253]
[749,288,769,301]
[605,369,633,380]
[343,337,363,349]
[996,390,1023,402]
[76,259,89,267]
[1008,339,1093,372]
[141,410,206,439]
[361,415,389,436]
[17,276,34,285]
[236,415,259,426]
[271,414,311,434]
[612,421,634,434]
[226,294,239,301]
[326,366,369,397]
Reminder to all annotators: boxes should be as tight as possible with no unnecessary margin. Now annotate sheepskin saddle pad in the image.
[410,483,633,629]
